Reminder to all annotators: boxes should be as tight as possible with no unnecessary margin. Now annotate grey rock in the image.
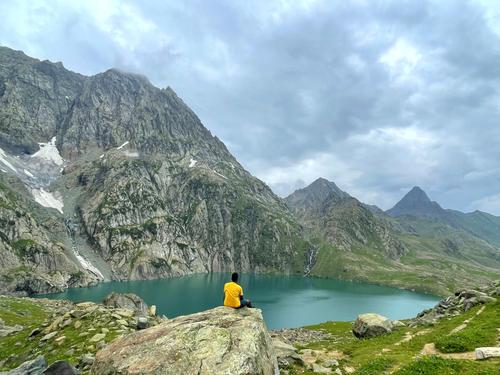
[477,296,495,304]
[353,313,393,338]
[79,354,95,366]
[29,328,42,337]
[103,293,148,316]
[312,363,332,373]
[0,355,46,375]
[91,307,278,375]
[272,338,303,366]
[40,332,58,341]
[323,359,339,367]
[392,320,406,328]
[0,323,23,337]
[136,317,148,330]
[475,347,500,359]
[89,333,105,343]
[42,361,79,375]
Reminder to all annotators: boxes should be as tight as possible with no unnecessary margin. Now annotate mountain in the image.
[386,186,446,218]
[388,187,500,247]
[286,178,500,295]
[0,46,498,297]
[0,46,310,294]
[285,178,406,259]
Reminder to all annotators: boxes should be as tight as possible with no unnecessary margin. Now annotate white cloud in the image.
[470,193,500,214]
[380,38,422,82]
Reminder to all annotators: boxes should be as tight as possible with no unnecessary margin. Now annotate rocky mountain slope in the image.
[0,46,309,294]
[285,178,406,259]
[286,179,500,295]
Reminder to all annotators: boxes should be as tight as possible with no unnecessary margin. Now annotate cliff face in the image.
[0,46,309,293]
[0,175,97,294]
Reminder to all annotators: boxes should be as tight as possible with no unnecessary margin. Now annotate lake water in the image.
[40,273,440,329]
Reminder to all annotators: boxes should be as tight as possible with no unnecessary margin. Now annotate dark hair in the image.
[231,272,238,282]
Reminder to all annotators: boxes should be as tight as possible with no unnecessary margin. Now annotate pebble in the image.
[90,333,106,342]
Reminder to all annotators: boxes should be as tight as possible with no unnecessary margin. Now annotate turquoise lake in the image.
[40,273,440,329]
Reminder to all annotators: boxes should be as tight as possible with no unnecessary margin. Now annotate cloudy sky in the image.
[1,0,500,213]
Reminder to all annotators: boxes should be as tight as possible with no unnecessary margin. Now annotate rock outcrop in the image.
[352,313,393,338]
[91,307,278,375]
[410,281,498,326]
[102,292,148,316]
[0,175,98,295]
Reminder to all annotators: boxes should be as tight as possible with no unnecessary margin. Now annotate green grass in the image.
[289,299,500,374]
[354,357,395,374]
[0,297,126,371]
[435,300,499,353]
[394,356,500,375]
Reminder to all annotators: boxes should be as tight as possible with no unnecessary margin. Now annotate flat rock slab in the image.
[475,347,500,360]
[91,307,278,375]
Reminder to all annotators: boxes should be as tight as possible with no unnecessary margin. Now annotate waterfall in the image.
[304,246,318,276]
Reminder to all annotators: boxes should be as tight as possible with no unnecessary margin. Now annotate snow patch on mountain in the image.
[123,150,139,158]
[0,147,18,172]
[213,169,228,179]
[117,141,129,150]
[31,188,64,214]
[189,158,197,168]
[32,137,64,166]
[74,251,104,279]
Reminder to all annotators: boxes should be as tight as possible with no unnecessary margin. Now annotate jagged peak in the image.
[100,68,152,86]
[285,177,351,211]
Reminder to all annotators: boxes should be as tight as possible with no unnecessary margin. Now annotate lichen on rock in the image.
[91,306,278,375]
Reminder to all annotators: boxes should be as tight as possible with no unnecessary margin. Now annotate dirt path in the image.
[420,343,476,360]
[418,305,493,361]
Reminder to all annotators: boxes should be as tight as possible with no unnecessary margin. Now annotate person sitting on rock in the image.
[223,272,253,308]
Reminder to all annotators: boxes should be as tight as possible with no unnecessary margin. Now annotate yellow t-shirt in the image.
[224,282,243,308]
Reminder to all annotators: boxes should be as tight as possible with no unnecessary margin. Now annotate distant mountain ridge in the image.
[386,186,446,219]
[387,186,500,247]
[286,178,500,295]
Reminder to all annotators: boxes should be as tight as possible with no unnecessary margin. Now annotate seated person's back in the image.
[223,272,252,308]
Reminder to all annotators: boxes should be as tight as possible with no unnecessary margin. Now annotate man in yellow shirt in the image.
[223,272,253,308]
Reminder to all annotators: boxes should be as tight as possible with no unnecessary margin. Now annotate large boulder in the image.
[352,313,393,338]
[91,307,278,375]
[102,292,148,316]
[0,356,47,375]
[272,338,303,366]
